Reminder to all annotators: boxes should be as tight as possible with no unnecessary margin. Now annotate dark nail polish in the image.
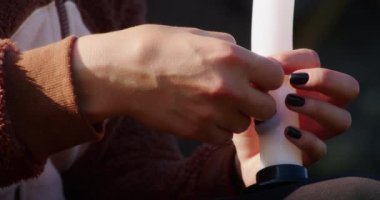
[290,73,309,85]
[286,126,302,139]
[286,94,305,107]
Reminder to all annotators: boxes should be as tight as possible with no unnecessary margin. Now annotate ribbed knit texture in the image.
[3,36,101,162]
[0,1,244,197]
[0,39,45,187]
[63,117,240,199]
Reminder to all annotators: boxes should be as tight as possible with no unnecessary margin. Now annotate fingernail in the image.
[290,73,309,85]
[285,126,302,139]
[286,94,305,107]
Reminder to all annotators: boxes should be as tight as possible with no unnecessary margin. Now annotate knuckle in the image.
[209,42,237,64]
[219,32,237,44]
[319,142,328,158]
[315,146,327,162]
[315,69,333,88]
[218,42,236,59]
[132,36,156,63]
[303,135,326,161]
[303,134,317,149]
[228,85,247,101]
[208,78,225,95]
[272,63,285,88]
[265,58,285,89]
[208,76,231,97]
[205,75,248,102]
[273,54,288,65]
[335,111,352,133]
[311,144,327,162]
[348,77,360,100]
[309,136,327,159]
[308,98,325,117]
[302,49,321,67]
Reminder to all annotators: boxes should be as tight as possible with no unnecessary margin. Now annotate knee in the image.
[286,177,380,200]
[341,177,380,199]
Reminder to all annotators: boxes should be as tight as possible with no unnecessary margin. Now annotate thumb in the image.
[271,49,321,74]
[233,122,260,160]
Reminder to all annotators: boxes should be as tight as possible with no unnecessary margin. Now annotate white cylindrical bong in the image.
[251,0,302,169]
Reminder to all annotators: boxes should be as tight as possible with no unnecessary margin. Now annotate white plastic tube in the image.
[251,0,302,168]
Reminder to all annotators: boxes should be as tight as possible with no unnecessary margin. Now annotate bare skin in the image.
[71,25,360,186]
[72,24,284,144]
[233,49,359,186]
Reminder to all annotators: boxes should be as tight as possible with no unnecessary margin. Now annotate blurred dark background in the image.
[145,0,380,178]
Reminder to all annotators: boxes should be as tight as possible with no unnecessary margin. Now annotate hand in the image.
[71,25,284,143]
[283,49,359,164]
[233,49,360,186]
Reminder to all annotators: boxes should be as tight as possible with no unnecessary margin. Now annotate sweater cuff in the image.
[0,39,44,187]
[3,36,103,161]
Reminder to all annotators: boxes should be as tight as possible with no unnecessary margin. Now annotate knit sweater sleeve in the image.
[0,37,102,187]
[62,117,244,199]
[176,142,245,199]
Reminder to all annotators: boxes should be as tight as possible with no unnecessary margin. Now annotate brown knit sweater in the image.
[0,0,242,199]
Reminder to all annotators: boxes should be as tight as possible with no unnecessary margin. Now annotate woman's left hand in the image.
[233,49,360,186]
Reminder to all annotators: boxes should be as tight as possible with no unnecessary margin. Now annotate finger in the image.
[232,123,260,160]
[299,115,333,140]
[205,40,284,91]
[214,106,252,133]
[286,94,352,136]
[285,126,327,166]
[290,68,360,105]
[172,107,233,144]
[272,49,321,74]
[239,85,277,120]
[203,125,233,144]
[178,26,284,90]
[237,47,284,90]
[181,119,233,144]
[183,27,285,91]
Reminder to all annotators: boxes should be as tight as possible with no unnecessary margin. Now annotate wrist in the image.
[71,34,114,122]
[71,27,161,122]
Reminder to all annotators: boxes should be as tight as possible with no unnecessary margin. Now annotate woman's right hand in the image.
[72,24,284,143]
